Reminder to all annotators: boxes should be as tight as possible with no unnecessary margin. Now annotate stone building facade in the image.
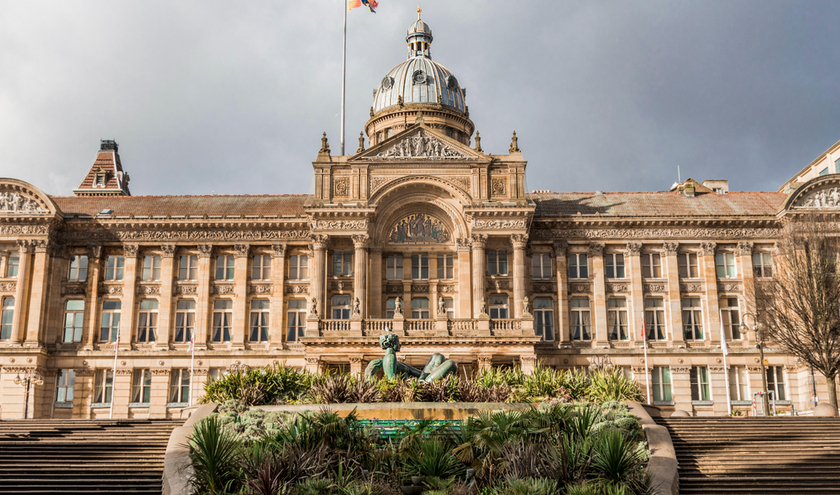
[1,14,839,419]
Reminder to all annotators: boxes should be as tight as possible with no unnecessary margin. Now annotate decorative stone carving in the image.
[718,283,741,293]
[531,227,780,240]
[663,242,679,255]
[796,187,840,208]
[437,285,455,293]
[680,283,705,293]
[700,242,717,255]
[709,366,725,372]
[747,366,762,372]
[114,369,133,376]
[198,244,213,258]
[626,242,642,255]
[370,176,388,192]
[312,220,367,230]
[234,244,250,258]
[250,285,272,295]
[99,285,123,296]
[151,369,170,376]
[66,230,310,243]
[553,240,568,257]
[352,234,370,248]
[0,192,45,213]
[62,285,86,296]
[532,283,553,293]
[123,244,139,258]
[174,285,198,295]
[491,280,510,290]
[644,284,667,293]
[305,356,321,365]
[372,129,466,160]
[456,238,472,251]
[473,219,527,229]
[737,241,754,256]
[450,176,470,191]
[569,283,591,293]
[285,285,309,294]
[411,284,429,293]
[271,244,286,258]
[0,225,48,236]
[588,242,604,257]
[310,234,329,250]
[136,285,161,295]
[490,177,506,196]
[606,283,629,293]
[349,356,363,365]
[333,178,349,197]
[670,366,692,374]
[0,282,17,292]
[211,285,235,295]
[87,244,102,260]
[510,234,529,248]
[470,234,488,248]
[331,281,348,291]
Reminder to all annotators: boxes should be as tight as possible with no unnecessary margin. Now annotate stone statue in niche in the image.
[353,297,361,315]
[0,192,43,213]
[389,213,451,244]
[479,297,487,315]
[309,297,318,317]
[394,296,403,315]
[364,329,457,382]
[438,295,446,316]
[523,296,531,315]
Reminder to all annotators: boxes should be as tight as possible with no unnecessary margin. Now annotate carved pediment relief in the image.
[358,126,477,161]
[793,186,840,209]
[0,179,54,216]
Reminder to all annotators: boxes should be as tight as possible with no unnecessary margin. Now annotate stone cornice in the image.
[61,227,311,243]
[530,226,780,241]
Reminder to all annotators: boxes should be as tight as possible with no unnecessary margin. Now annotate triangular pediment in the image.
[352,124,481,161]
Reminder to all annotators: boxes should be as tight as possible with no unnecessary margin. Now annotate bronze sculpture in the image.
[364,330,457,382]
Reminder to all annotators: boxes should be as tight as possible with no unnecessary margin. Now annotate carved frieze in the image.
[491,280,510,291]
[411,284,429,293]
[670,366,692,374]
[473,219,527,229]
[718,283,741,293]
[312,220,367,230]
[490,177,506,196]
[211,285,235,295]
[0,225,48,236]
[136,285,161,295]
[680,283,705,293]
[795,186,840,208]
[62,285,86,296]
[285,285,309,294]
[569,283,591,293]
[532,283,553,293]
[371,129,466,160]
[250,285,272,295]
[385,285,404,294]
[531,227,779,240]
[0,192,46,213]
[174,285,198,295]
[333,178,349,197]
[151,369,170,376]
[99,285,123,296]
[437,285,455,293]
[606,283,629,293]
[643,283,667,293]
[63,230,310,243]
[0,282,17,292]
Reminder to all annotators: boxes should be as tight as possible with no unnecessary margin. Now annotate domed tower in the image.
[365,9,474,147]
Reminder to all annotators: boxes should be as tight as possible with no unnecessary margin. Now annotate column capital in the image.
[700,242,717,256]
[161,244,177,259]
[352,234,370,249]
[87,244,103,261]
[663,242,680,255]
[197,244,214,259]
[310,234,329,250]
[271,243,287,258]
[32,239,48,253]
[552,240,568,257]
[626,242,643,255]
[510,233,529,249]
[471,233,488,248]
[588,242,604,257]
[234,243,250,258]
[456,237,472,252]
[737,241,754,256]
[123,243,140,258]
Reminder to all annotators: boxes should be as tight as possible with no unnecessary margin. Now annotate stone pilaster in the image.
[456,238,472,318]
[511,234,528,318]
[309,235,329,321]
[471,234,487,317]
[24,241,49,347]
[369,244,383,317]
[700,242,721,345]
[352,235,369,318]
[737,241,755,345]
[148,369,170,418]
[626,242,645,343]
[554,241,570,343]
[349,356,364,377]
[158,245,176,348]
[83,244,102,350]
[270,244,286,348]
[664,242,684,346]
[590,242,608,345]
[118,244,139,351]
[195,244,213,349]
[10,240,32,344]
[233,244,249,349]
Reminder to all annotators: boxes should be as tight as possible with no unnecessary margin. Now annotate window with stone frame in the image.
[411,254,429,280]
[729,365,750,401]
[136,300,158,342]
[63,300,85,343]
[178,255,198,281]
[644,297,666,340]
[249,300,270,342]
[570,297,591,341]
[174,300,195,343]
[568,253,588,279]
[682,297,703,340]
[678,252,699,278]
[1,296,13,340]
[533,298,554,341]
[332,251,353,277]
[55,369,75,404]
[652,366,672,402]
[752,252,773,278]
[104,255,124,281]
[169,369,190,404]
[92,369,113,405]
[607,298,628,340]
[386,255,403,280]
[286,299,306,341]
[411,297,430,319]
[99,300,121,342]
[68,255,88,282]
[605,253,625,278]
[215,255,235,281]
[5,252,19,277]
[690,366,711,401]
[212,300,233,342]
[442,297,454,319]
[715,252,737,279]
[487,249,508,276]
[531,253,552,279]
[252,254,271,280]
[721,297,741,340]
[489,294,509,319]
[332,295,351,319]
[131,369,152,404]
[641,253,662,278]
[386,297,398,319]
[141,255,161,281]
[288,254,308,280]
[437,254,454,279]
[766,366,786,401]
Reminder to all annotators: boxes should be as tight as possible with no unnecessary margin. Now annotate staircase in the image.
[656,416,840,494]
[0,419,183,494]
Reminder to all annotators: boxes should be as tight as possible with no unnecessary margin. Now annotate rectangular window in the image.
[93,370,113,404]
[766,366,786,401]
[531,253,552,279]
[715,252,737,278]
[56,369,75,404]
[721,297,741,340]
[682,297,703,340]
[607,298,628,340]
[286,299,307,341]
[489,294,509,319]
[131,369,152,404]
[605,253,625,278]
[644,297,666,340]
[68,255,88,281]
[174,300,196,343]
[1,296,14,340]
[288,254,308,280]
[169,369,190,404]
[141,255,161,281]
[437,254,454,279]
[104,255,124,281]
[332,295,351,319]
[534,298,554,341]
[411,297,430,319]
[6,252,19,278]
[569,253,588,279]
[251,254,271,280]
[752,253,773,278]
[332,251,353,277]
[99,300,121,342]
[729,366,750,401]
[386,255,404,280]
[215,255,235,281]
[212,300,233,342]
[411,254,429,280]
[178,255,198,281]
[678,253,699,278]
[443,297,454,319]
[137,300,158,342]
[570,297,591,341]
[249,300,270,342]
[641,253,662,278]
[820,167,829,176]
[690,366,711,401]
[487,250,509,276]
[63,300,85,343]
[386,297,398,319]
[652,366,672,402]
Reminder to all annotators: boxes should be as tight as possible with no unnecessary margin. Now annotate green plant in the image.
[484,477,558,495]
[188,415,243,494]
[564,482,599,495]
[295,477,334,495]
[587,368,645,403]
[591,429,651,494]
[560,369,590,401]
[403,436,463,479]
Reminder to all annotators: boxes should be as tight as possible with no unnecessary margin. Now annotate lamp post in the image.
[741,313,771,416]
[14,370,43,419]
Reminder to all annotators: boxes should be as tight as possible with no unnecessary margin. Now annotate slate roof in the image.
[51,195,311,217]
[75,149,130,195]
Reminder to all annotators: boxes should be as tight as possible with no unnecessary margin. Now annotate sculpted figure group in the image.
[364,329,457,383]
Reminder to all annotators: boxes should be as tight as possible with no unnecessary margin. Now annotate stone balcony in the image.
[306,314,536,339]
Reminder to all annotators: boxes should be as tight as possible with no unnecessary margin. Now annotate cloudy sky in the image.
[2,1,839,197]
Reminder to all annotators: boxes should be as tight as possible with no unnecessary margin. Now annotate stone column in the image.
[369,245,383,318]
[670,366,693,413]
[471,234,488,317]
[521,355,537,375]
[72,368,95,419]
[233,244,250,349]
[83,245,103,350]
[305,356,321,374]
[700,242,721,345]
[118,244,140,351]
[456,238,472,318]
[664,242,684,346]
[0,250,7,277]
[627,242,645,343]
[590,243,608,345]
[194,244,213,349]
[111,369,132,419]
[352,235,369,318]
[554,241,570,343]
[157,245,176,349]
[270,244,286,348]
[24,241,50,347]
[737,241,755,345]
[511,234,528,318]
[349,356,363,377]
[309,235,329,321]
[45,247,69,344]
[148,369,170,418]
[10,240,32,344]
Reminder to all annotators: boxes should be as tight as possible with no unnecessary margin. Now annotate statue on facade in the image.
[523,296,531,315]
[353,297,361,315]
[394,296,403,315]
[479,296,487,315]
[364,329,457,382]
[438,295,446,316]
[309,297,318,317]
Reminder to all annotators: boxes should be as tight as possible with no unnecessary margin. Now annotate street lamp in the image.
[14,370,44,419]
[741,313,771,416]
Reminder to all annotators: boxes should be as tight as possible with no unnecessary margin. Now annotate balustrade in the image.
[319,319,351,332]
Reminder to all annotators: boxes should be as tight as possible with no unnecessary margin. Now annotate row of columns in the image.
[1,239,49,346]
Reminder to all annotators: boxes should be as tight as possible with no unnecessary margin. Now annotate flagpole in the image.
[721,312,732,415]
[188,337,195,407]
[643,327,651,405]
[110,333,119,420]
[340,0,347,155]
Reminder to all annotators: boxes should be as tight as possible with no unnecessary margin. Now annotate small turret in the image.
[73,140,131,196]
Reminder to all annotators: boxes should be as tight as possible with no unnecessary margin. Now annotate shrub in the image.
[403,436,463,479]
[202,363,312,405]
[484,477,558,495]
[188,415,243,494]
[588,368,645,403]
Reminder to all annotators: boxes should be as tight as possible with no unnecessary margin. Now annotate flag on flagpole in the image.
[641,319,651,405]
[348,0,378,12]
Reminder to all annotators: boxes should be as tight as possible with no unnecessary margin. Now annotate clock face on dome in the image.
[381,76,393,90]
[412,70,427,84]
[446,75,458,90]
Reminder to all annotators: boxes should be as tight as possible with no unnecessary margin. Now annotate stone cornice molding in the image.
[530,226,780,241]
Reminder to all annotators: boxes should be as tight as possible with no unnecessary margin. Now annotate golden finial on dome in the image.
[417,6,422,20]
